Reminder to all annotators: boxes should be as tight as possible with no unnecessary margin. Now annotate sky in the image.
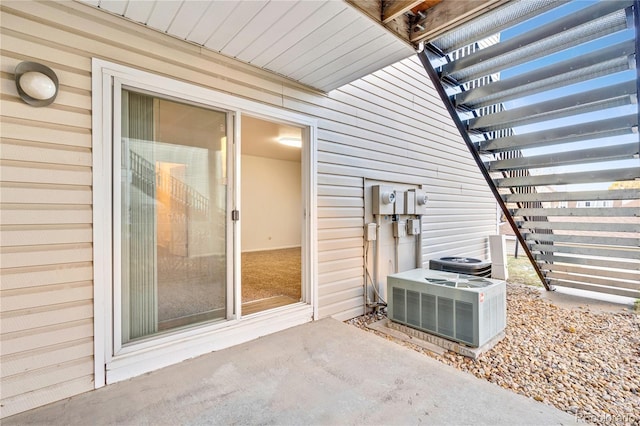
[469,0,639,191]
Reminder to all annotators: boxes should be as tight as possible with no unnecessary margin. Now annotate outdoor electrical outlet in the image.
[365,223,377,241]
[393,220,407,238]
[407,218,421,235]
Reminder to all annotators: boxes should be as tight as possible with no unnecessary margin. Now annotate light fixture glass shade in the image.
[15,61,59,107]
[278,137,302,148]
[19,72,57,100]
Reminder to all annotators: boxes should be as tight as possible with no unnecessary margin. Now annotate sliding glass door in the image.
[117,88,230,345]
[94,60,316,383]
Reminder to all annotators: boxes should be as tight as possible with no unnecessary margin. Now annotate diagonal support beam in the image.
[411,0,509,42]
[417,48,551,290]
[383,0,426,23]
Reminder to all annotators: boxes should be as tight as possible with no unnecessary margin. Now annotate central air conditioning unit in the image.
[387,269,506,347]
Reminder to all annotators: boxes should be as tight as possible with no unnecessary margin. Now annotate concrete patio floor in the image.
[5,318,577,425]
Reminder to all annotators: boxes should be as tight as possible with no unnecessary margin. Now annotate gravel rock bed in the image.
[346,283,640,425]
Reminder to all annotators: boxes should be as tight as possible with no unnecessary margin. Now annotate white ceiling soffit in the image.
[78,0,415,92]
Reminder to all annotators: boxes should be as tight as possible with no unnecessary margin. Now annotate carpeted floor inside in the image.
[154,247,301,329]
[241,247,301,313]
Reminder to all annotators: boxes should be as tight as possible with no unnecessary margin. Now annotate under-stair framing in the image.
[418,0,640,298]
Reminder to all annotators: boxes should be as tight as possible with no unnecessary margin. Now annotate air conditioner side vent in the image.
[455,300,474,344]
[407,290,420,327]
[387,269,506,348]
[437,297,454,338]
[421,293,437,332]
[392,286,406,323]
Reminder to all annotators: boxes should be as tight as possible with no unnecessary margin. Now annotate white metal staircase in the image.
[418,0,640,298]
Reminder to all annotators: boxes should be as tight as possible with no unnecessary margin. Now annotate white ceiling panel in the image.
[146,1,182,32]
[204,1,269,52]
[318,43,414,91]
[98,0,127,15]
[186,1,237,45]
[123,0,154,23]
[78,0,415,92]
[167,1,211,39]
[267,7,359,73]
[224,1,299,59]
[235,1,325,63]
[289,24,382,81]
[248,1,349,68]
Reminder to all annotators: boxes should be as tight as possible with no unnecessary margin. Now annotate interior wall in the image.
[241,155,301,252]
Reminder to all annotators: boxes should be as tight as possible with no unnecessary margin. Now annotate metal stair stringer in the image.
[418,48,552,291]
[416,0,640,298]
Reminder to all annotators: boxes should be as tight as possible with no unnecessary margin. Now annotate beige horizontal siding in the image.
[1,319,94,356]
[0,160,91,185]
[0,225,92,246]
[1,244,93,269]
[0,204,92,225]
[1,338,93,378]
[1,139,92,166]
[318,227,364,240]
[0,376,94,419]
[1,357,93,399]
[318,247,364,263]
[1,281,92,312]
[1,1,98,417]
[319,287,364,310]
[318,237,364,253]
[0,0,496,416]
[312,53,495,317]
[0,262,93,291]
[0,183,92,205]
[1,300,93,334]
[317,217,364,230]
[0,117,91,148]
[318,257,363,274]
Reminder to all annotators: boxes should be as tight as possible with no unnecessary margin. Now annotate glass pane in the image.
[120,90,227,344]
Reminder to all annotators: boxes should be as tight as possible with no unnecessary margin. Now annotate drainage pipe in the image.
[363,239,369,311]
[415,215,423,269]
[394,234,400,274]
[374,214,382,304]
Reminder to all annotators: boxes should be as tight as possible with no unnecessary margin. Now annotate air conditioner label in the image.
[479,293,485,303]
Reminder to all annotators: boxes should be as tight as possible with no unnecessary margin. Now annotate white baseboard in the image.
[242,245,301,253]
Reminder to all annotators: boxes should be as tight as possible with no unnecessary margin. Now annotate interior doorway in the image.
[240,116,303,314]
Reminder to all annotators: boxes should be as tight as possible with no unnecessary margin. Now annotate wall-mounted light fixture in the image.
[15,62,59,107]
[278,137,302,148]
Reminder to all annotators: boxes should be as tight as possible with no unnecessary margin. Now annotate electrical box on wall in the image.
[407,218,421,235]
[413,189,429,214]
[365,223,377,241]
[405,190,416,215]
[372,185,395,215]
[364,180,432,304]
[393,220,407,238]
[394,191,406,215]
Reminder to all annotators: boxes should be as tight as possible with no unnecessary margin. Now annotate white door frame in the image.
[92,58,317,386]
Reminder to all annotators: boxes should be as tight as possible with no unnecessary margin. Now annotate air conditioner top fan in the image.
[425,276,493,289]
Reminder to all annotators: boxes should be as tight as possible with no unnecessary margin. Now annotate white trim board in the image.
[241,245,302,253]
[106,304,313,384]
